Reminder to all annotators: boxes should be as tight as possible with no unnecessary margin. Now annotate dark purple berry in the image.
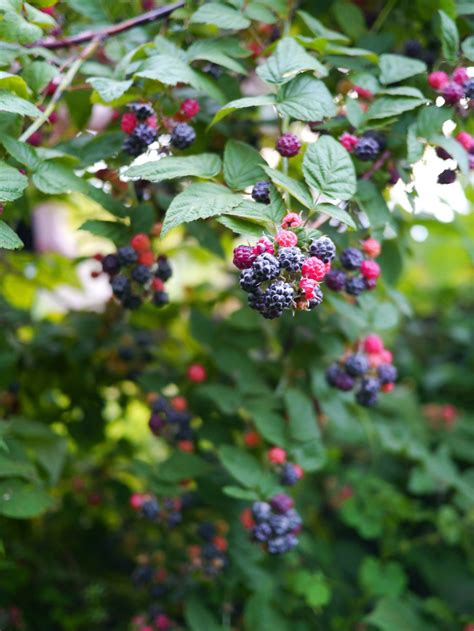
[435,146,451,160]
[344,353,369,377]
[130,102,155,121]
[171,123,196,149]
[122,294,142,310]
[464,78,474,99]
[252,501,272,522]
[280,463,300,486]
[111,274,130,297]
[123,135,147,156]
[377,363,397,384]
[441,81,464,104]
[325,269,346,291]
[251,180,271,204]
[117,245,138,265]
[134,123,157,146]
[102,253,120,275]
[152,291,169,307]
[308,285,324,309]
[240,269,259,292]
[132,264,151,284]
[270,494,294,514]
[354,136,380,161]
[156,256,172,281]
[276,133,301,157]
[264,281,294,311]
[309,236,336,262]
[437,169,456,184]
[345,276,366,296]
[252,522,272,542]
[340,247,364,270]
[252,252,280,282]
[141,497,159,520]
[269,514,291,535]
[278,247,304,272]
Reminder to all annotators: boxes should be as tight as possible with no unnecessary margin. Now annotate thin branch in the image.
[361,150,391,181]
[30,1,185,50]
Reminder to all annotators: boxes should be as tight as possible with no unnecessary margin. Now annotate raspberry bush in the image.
[0,1,473,629]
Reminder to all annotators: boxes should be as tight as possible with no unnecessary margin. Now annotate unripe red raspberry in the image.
[452,67,469,85]
[301,257,326,281]
[353,85,373,100]
[171,396,187,411]
[339,132,358,152]
[367,353,383,368]
[299,277,317,299]
[380,349,393,363]
[139,251,155,266]
[428,71,449,90]
[363,334,384,354]
[240,508,254,529]
[282,212,303,228]
[233,245,255,269]
[267,446,287,464]
[275,230,298,247]
[213,535,228,552]
[180,98,200,119]
[178,440,194,453]
[141,0,155,8]
[146,115,157,129]
[155,614,172,631]
[463,625,474,631]
[27,131,42,146]
[276,133,301,157]
[121,112,137,134]
[360,259,380,279]
[130,233,151,252]
[187,363,207,383]
[293,464,304,480]
[361,237,381,257]
[455,131,474,150]
[381,382,395,393]
[129,493,144,510]
[247,41,264,59]
[253,237,274,255]
[152,277,164,291]
[40,5,55,14]
[244,431,262,448]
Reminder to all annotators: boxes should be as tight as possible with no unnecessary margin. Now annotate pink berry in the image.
[253,236,274,256]
[180,98,200,119]
[267,447,287,464]
[121,112,137,134]
[187,363,207,383]
[441,81,464,104]
[155,614,171,630]
[360,259,381,279]
[381,382,395,393]
[339,132,358,153]
[428,71,449,90]
[299,277,317,299]
[455,131,474,151]
[294,464,304,479]
[452,67,469,85]
[301,257,326,281]
[146,115,157,129]
[233,245,255,269]
[361,237,381,258]
[324,261,331,273]
[363,334,384,354]
[129,493,144,510]
[380,349,393,363]
[367,353,384,368]
[353,85,373,100]
[27,131,42,146]
[130,233,151,252]
[275,230,298,247]
[282,212,303,228]
[276,133,301,157]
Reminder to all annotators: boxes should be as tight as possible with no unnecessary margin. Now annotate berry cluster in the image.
[423,403,458,430]
[325,238,381,297]
[233,218,336,318]
[246,495,302,555]
[130,493,184,528]
[267,447,304,486]
[339,130,386,161]
[100,233,171,310]
[148,394,195,450]
[187,522,229,577]
[326,334,397,407]
[131,610,175,631]
[122,103,158,156]
[428,68,474,105]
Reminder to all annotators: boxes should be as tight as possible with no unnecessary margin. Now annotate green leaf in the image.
[2,135,40,170]
[345,98,365,129]
[289,440,326,472]
[417,106,452,140]
[136,54,194,85]
[218,445,265,488]
[88,77,133,103]
[158,451,212,482]
[262,166,313,208]
[462,35,474,61]
[245,593,289,631]
[223,140,266,189]
[0,221,23,250]
[24,1,56,28]
[331,0,366,40]
[210,94,276,126]
[0,479,53,518]
[379,54,427,85]
[366,598,425,631]
[438,10,459,62]
[316,202,356,229]
[303,136,356,201]
[366,95,426,121]
[284,389,320,443]
[22,60,58,94]
[185,598,221,631]
[125,154,222,182]
[244,2,277,23]
[79,219,130,243]
[187,38,247,74]
[0,162,28,202]
[0,71,30,98]
[291,570,332,608]
[223,485,260,500]
[0,89,41,117]
[277,74,336,121]
[252,408,287,446]
[161,182,270,236]
[0,11,42,44]
[360,557,407,598]
[297,10,349,43]
[257,37,327,85]
[190,3,250,29]
[0,452,36,479]
[355,180,391,229]
[32,161,87,194]
[407,123,424,164]
[217,215,268,236]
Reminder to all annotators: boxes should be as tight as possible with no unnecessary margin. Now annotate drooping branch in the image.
[31,1,185,50]
[362,150,391,181]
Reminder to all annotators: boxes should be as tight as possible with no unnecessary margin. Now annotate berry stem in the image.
[370,0,398,33]
[361,150,391,181]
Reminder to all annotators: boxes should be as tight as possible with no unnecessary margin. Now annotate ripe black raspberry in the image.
[130,103,155,121]
[362,130,387,152]
[132,264,152,284]
[152,291,169,307]
[141,497,159,520]
[267,534,298,554]
[345,276,366,296]
[356,377,381,407]
[325,269,346,291]
[156,256,172,281]
[354,136,380,161]
[309,236,336,262]
[118,245,138,265]
[240,269,259,292]
[280,463,300,486]
[340,247,364,270]
[252,501,272,522]
[122,294,142,310]
[377,363,397,384]
[326,364,354,391]
[171,123,196,149]
[123,134,147,156]
[437,169,456,184]
[252,253,280,282]
[251,180,271,204]
[308,285,324,309]
[248,289,266,311]
[435,146,451,160]
[278,247,305,272]
[264,281,294,311]
[276,133,301,157]
[252,522,272,542]
[133,123,157,146]
[464,78,474,99]
[102,253,120,275]
[345,353,369,376]
[111,275,130,297]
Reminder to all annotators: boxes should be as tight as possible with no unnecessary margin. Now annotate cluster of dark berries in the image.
[267,447,304,486]
[233,214,337,318]
[130,493,184,528]
[148,394,195,450]
[187,521,229,577]
[325,238,381,297]
[122,103,158,156]
[428,68,474,105]
[326,334,397,407]
[99,233,171,310]
[339,130,386,161]
[244,495,302,555]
